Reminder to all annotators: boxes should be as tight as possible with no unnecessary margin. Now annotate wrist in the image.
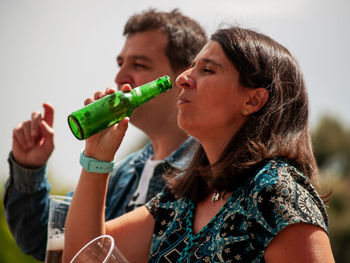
[10,152,46,170]
[80,149,115,173]
[8,152,48,193]
[84,147,115,162]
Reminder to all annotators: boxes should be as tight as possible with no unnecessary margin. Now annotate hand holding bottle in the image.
[69,76,172,162]
[12,103,55,168]
[68,76,172,140]
[83,85,130,162]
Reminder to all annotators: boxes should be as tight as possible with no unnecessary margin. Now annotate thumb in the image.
[43,102,55,127]
[109,117,129,146]
[117,117,129,135]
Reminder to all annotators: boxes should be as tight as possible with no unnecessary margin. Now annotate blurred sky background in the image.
[1,0,349,190]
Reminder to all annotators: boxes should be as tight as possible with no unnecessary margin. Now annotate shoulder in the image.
[251,158,298,187]
[145,188,176,213]
[251,159,315,194]
[247,158,328,233]
[145,188,190,219]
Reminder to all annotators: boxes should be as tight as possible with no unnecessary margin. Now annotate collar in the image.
[165,136,198,170]
[131,137,198,170]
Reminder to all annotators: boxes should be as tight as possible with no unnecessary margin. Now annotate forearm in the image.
[3,154,50,261]
[63,169,109,262]
[63,109,129,262]
[4,185,50,260]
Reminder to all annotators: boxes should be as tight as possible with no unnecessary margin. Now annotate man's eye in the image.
[134,63,146,69]
[201,67,214,74]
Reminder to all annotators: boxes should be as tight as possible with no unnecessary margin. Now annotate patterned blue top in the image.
[145,159,328,263]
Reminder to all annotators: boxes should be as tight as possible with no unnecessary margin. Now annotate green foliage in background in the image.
[311,115,350,263]
[0,116,349,262]
[327,178,350,263]
[312,115,350,177]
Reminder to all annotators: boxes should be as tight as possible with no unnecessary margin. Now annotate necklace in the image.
[211,192,221,202]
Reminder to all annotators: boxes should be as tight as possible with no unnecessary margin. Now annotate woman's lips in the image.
[177,96,190,106]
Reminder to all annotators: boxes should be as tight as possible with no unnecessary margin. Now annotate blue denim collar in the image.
[165,137,198,170]
[130,136,197,170]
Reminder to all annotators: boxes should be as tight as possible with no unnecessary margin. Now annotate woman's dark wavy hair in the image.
[123,8,207,72]
[167,26,327,202]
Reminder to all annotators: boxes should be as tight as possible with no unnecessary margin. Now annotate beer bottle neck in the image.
[129,85,162,106]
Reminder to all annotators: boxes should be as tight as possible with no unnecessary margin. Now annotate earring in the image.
[242,109,249,116]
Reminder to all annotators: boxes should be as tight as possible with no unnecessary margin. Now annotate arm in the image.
[3,103,55,261]
[106,206,154,262]
[64,162,154,262]
[64,86,154,263]
[265,223,335,263]
[254,162,335,262]
[4,155,50,261]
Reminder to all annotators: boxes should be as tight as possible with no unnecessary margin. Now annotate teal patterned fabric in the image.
[145,159,328,263]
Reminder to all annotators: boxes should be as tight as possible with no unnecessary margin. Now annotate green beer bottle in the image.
[68,75,172,140]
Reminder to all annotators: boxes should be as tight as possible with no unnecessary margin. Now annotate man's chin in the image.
[128,114,142,128]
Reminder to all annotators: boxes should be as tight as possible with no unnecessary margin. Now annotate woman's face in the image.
[176,41,251,143]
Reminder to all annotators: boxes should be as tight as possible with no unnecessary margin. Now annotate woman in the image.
[64,27,334,262]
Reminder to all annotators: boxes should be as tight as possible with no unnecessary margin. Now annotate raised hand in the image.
[12,103,55,168]
[84,86,131,162]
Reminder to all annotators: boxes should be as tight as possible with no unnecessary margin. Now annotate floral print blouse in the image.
[145,159,328,262]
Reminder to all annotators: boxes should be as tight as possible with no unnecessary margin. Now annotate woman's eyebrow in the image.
[191,57,223,69]
[202,58,223,68]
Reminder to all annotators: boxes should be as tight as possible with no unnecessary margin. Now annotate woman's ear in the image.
[243,88,269,115]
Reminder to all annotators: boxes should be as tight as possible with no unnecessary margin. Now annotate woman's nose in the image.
[176,69,194,89]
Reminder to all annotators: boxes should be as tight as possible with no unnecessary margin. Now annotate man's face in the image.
[115,30,180,128]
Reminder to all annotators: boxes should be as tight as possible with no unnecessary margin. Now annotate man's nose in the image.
[115,67,133,89]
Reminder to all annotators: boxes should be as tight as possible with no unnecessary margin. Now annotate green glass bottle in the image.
[68,75,172,140]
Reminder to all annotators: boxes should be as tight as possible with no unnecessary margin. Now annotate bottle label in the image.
[134,87,142,96]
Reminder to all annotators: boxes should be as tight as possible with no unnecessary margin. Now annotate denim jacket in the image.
[3,137,196,261]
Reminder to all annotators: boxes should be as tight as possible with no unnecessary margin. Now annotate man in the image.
[3,8,207,261]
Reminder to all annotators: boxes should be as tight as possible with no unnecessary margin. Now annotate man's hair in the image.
[123,8,207,72]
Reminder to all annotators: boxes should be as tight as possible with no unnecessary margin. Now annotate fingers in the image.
[84,87,116,106]
[118,117,129,133]
[106,117,129,153]
[84,97,94,106]
[13,104,53,150]
[121,84,132,93]
[23,120,34,147]
[13,120,34,150]
[39,120,55,147]
[94,90,106,100]
[31,111,42,137]
[105,86,116,94]
[13,122,29,150]
[94,87,116,100]
[110,117,129,144]
[43,102,54,127]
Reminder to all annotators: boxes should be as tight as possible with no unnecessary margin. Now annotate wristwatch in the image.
[79,150,115,173]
